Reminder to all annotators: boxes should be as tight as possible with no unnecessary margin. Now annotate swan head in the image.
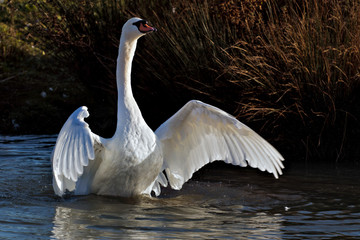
[121,17,156,41]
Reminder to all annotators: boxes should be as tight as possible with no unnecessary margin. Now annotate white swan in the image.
[52,17,284,197]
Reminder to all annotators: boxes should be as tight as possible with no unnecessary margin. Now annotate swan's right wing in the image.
[52,106,104,196]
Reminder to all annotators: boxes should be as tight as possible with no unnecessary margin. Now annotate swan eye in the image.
[133,20,147,28]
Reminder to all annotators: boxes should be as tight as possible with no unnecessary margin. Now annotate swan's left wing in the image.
[52,106,104,196]
[143,171,168,197]
[155,100,284,190]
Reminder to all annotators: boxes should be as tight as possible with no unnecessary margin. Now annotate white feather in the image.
[52,106,103,196]
[155,100,284,190]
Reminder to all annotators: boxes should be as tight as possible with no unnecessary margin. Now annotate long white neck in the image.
[115,35,143,135]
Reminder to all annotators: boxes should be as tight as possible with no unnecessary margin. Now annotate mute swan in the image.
[52,17,284,197]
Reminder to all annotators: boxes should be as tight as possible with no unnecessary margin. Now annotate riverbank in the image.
[1,0,359,164]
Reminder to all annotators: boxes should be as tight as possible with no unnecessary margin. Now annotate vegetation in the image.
[0,0,88,133]
[1,0,359,164]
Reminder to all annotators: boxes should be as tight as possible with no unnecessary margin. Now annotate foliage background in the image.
[1,0,359,165]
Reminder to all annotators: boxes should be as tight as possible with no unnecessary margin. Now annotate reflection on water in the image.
[52,194,283,239]
[0,135,360,239]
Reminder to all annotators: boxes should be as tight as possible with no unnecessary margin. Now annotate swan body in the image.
[52,17,284,197]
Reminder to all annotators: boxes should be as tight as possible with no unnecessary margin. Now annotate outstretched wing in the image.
[52,106,104,196]
[155,100,284,190]
[142,171,168,197]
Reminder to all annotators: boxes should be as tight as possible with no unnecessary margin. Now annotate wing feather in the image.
[73,135,82,176]
[61,135,72,179]
[155,100,284,190]
[68,133,76,180]
[52,106,104,196]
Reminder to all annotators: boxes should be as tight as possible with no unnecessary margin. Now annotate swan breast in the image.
[90,138,163,197]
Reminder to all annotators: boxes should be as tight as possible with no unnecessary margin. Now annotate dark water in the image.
[0,135,359,239]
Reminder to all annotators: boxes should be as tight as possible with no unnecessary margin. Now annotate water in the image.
[0,135,359,239]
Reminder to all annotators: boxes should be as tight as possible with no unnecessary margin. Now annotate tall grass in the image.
[0,0,89,133]
[136,0,360,162]
[5,0,360,162]
[215,0,360,161]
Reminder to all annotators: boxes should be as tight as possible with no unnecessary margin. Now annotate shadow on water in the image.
[0,135,359,239]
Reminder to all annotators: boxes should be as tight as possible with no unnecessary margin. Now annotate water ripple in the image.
[0,135,359,239]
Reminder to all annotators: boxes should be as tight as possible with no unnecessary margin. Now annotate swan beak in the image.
[139,22,157,33]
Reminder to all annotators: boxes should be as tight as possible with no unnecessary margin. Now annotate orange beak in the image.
[139,22,157,33]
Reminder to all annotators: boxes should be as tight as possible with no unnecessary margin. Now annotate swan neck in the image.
[117,38,137,97]
[115,36,142,135]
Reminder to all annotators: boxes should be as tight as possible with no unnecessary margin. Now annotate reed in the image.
[214,0,360,161]
[2,0,360,162]
[137,0,360,162]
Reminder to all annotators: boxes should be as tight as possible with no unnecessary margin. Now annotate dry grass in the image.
[209,0,360,161]
[3,0,360,162]
[143,0,360,161]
